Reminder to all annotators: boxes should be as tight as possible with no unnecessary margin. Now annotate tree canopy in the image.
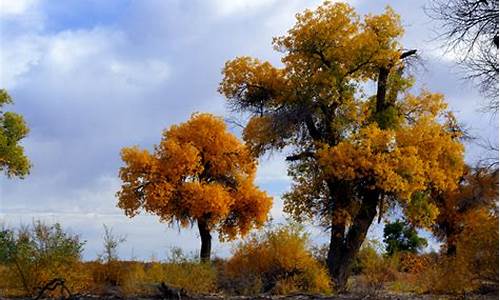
[219,2,465,288]
[116,113,272,260]
[0,89,31,179]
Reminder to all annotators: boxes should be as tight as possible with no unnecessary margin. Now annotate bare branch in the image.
[285,151,315,161]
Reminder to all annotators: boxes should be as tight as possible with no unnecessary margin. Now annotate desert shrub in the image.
[87,260,129,292]
[386,253,438,294]
[86,225,129,292]
[397,252,431,274]
[120,261,216,295]
[418,209,499,294]
[353,240,398,293]
[120,249,216,296]
[0,222,88,297]
[221,224,332,295]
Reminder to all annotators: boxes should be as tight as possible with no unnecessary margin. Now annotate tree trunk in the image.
[197,218,212,262]
[327,190,379,291]
[325,50,417,290]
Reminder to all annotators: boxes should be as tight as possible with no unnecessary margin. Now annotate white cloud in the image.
[0,0,38,17]
[263,0,323,33]
[46,29,122,72]
[213,0,277,17]
[0,34,44,88]
[109,59,169,87]
[1,26,170,90]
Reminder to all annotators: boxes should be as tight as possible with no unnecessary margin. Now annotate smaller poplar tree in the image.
[116,113,272,261]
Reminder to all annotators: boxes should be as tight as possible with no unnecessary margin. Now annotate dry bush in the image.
[221,224,332,295]
[120,251,217,297]
[352,240,398,293]
[418,209,498,294]
[386,252,437,294]
[86,260,130,293]
[397,252,432,274]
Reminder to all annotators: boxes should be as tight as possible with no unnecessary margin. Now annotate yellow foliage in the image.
[120,261,216,296]
[318,91,464,227]
[0,262,93,298]
[223,224,332,295]
[352,240,398,292]
[273,2,403,83]
[418,209,498,294]
[219,1,465,232]
[117,113,272,241]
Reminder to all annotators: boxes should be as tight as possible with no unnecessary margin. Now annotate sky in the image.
[0,0,498,260]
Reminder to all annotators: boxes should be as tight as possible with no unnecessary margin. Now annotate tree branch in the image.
[400,49,417,59]
[285,151,315,161]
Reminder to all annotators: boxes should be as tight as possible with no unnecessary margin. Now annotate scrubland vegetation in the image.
[0,219,497,298]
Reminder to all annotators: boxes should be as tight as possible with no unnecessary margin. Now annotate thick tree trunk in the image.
[327,190,379,291]
[327,218,347,288]
[197,218,212,262]
[325,50,417,290]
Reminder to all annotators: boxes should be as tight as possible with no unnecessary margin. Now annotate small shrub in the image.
[90,225,128,288]
[222,223,332,295]
[397,252,430,274]
[0,222,88,297]
[87,260,129,292]
[353,240,398,293]
[120,249,216,296]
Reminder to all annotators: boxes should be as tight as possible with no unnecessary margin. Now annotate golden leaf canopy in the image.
[219,1,465,228]
[117,113,272,241]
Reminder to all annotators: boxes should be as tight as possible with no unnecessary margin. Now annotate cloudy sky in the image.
[0,0,497,260]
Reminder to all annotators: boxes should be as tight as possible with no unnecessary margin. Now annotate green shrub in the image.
[0,222,87,296]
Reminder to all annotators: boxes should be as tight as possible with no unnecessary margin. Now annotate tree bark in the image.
[327,190,380,291]
[197,218,212,262]
[323,50,417,291]
[376,67,390,113]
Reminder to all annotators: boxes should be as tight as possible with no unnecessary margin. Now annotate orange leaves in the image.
[433,166,498,248]
[221,177,273,241]
[180,182,233,221]
[116,113,272,241]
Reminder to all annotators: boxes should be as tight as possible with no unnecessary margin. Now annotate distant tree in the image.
[219,2,464,289]
[0,89,31,178]
[116,113,272,261]
[426,0,499,111]
[383,220,428,256]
